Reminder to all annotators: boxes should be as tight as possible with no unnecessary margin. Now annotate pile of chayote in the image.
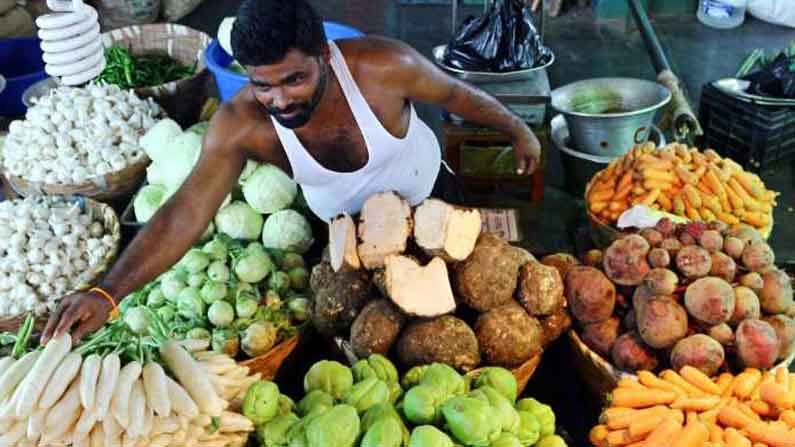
[242,354,566,447]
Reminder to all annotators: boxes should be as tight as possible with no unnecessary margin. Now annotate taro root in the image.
[699,230,724,253]
[676,246,712,279]
[565,266,616,324]
[517,262,565,317]
[329,213,362,272]
[710,252,737,283]
[723,237,746,259]
[581,317,620,357]
[384,255,456,317]
[413,199,481,262]
[655,218,676,238]
[357,192,412,269]
[540,253,580,280]
[582,249,603,268]
[739,272,764,292]
[684,277,735,325]
[730,286,761,325]
[475,304,542,368]
[648,248,671,269]
[397,315,480,371]
[611,332,659,373]
[456,233,529,312]
[763,315,795,361]
[742,242,775,272]
[726,225,764,246]
[639,228,663,248]
[637,296,688,349]
[670,334,725,376]
[350,299,406,358]
[540,308,572,345]
[603,235,651,286]
[708,323,734,346]
[310,262,372,337]
[642,268,679,296]
[735,319,781,369]
[758,269,794,315]
[660,238,682,256]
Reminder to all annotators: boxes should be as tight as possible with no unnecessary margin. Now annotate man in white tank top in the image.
[43,0,542,341]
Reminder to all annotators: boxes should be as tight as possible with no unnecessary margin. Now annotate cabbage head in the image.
[242,164,297,214]
[134,184,169,223]
[215,201,264,240]
[234,249,274,283]
[261,210,313,254]
[239,159,261,184]
[208,300,235,328]
[140,118,182,162]
[145,131,203,190]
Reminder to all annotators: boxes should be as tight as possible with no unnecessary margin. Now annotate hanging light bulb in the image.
[36,0,105,86]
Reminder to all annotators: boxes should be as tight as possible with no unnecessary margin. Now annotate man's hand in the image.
[512,125,542,175]
[42,291,112,344]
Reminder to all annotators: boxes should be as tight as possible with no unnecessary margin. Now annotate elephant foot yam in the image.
[685,277,735,325]
[761,315,795,362]
[385,255,456,318]
[329,213,361,272]
[540,253,580,279]
[475,304,542,368]
[637,296,688,349]
[310,262,373,337]
[455,233,527,312]
[357,192,412,270]
[581,317,620,357]
[611,331,659,373]
[350,299,406,358]
[730,286,761,325]
[413,199,481,262]
[517,262,564,317]
[736,319,781,369]
[758,269,794,315]
[670,334,725,376]
[643,268,678,296]
[676,246,712,279]
[603,235,651,286]
[565,266,616,324]
[710,252,737,283]
[397,316,481,372]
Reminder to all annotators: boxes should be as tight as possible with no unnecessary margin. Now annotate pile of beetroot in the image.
[569,219,795,376]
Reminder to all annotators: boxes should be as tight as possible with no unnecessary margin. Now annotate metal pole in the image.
[627,0,670,73]
[452,0,458,34]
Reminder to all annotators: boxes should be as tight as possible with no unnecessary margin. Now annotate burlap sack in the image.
[96,0,160,31]
[162,0,203,21]
[0,6,34,38]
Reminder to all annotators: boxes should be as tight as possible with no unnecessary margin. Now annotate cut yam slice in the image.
[414,199,482,262]
[384,255,456,317]
[329,213,361,272]
[357,192,412,270]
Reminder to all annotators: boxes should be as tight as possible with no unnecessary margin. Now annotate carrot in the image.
[671,419,709,447]
[643,418,682,447]
[591,201,609,214]
[776,368,789,389]
[780,409,795,428]
[638,371,685,396]
[627,408,669,438]
[601,407,636,424]
[671,396,721,412]
[590,424,609,446]
[606,406,665,430]
[142,362,171,417]
[680,366,722,395]
[734,172,765,199]
[707,423,724,443]
[717,373,735,394]
[726,427,753,447]
[745,422,795,447]
[752,400,775,417]
[753,444,770,447]
[94,354,120,420]
[661,370,708,397]
[760,382,788,410]
[735,370,763,399]
[80,354,102,411]
[719,405,756,429]
[739,401,763,422]
[611,388,677,409]
[618,378,645,390]
[699,408,719,424]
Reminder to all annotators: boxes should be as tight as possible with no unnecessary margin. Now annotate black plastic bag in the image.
[744,53,795,99]
[443,0,551,73]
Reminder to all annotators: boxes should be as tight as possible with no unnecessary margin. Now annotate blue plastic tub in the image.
[0,38,47,117]
[205,21,364,102]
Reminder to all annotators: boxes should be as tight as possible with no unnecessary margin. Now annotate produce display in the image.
[569,219,794,375]
[0,315,258,446]
[98,46,197,90]
[586,144,779,235]
[0,196,117,318]
[242,354,567,447]
[590,366,795,447]
[2,83,162,185]
[311,193,571,372]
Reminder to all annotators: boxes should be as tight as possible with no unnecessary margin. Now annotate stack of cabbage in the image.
[242,354,567,447]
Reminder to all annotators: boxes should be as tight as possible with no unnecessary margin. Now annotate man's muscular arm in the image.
[43,105,248,342]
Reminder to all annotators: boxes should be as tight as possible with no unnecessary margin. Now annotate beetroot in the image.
[676,246,712,279]
[710,252,737,283]
[736,319,781,369]
[640,228,664,248]
[643,268,678,296]
[581,317,621,357]
[603,235,651,286]
[648,248,671,269]
[684,277,736,325]
[670,334,725,376]
[637,296,688,349]
[699,230,724,253]
[763,315,795,361]
[730,286,761,325]
[611,331,659,373]
[655,218,676,238]
[758,269,794,314]
[623,309,637,331]
[742,242,775,272]
[566,267,616,324]
[661,238,683,256]
[682,222,708,241]
[679,232,696,246]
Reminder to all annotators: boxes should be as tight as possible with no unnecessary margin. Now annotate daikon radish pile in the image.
[413,198,482,262]
[357,191,413,269]
[329,213,361,272]
[384,255,457,317]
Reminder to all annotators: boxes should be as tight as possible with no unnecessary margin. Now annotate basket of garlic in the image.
[1,83,163,201]
[0,196,120,332]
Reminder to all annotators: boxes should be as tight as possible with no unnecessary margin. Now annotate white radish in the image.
[0,421,25,447]
[160,341,223,417]
[94,353,120,419]
[219,411,254,432]
[0,357,13,375]
[41,417,78,446]
[200,361,238,375]
[150,434,171,447]
[172,429,187,444]
[39,352,82,409]
[0,382,23,419]
[201,440,229,447]
[75,403,98,433]
[79,354,101,410]
[0,351,40,401]
[152,415,180,435]
[121,434,137,447]
[127,379,146,438]
[142,362,171,417]
[103,412,122,445]
[89,425,105,447]
[27,408,46,441]
[16,333,72,417]
[0,417,12,432]
[194,351,225,361]
[72,429,90,447]
[142,405,154,438]
[45,379,81,428]
[111,361,142,428]
[224,367,249,380]
[178,339,210,352]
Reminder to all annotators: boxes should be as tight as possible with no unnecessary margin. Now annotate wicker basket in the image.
[101,23,212,128]
[467,352,544,396]
[0,196,121,332]
[240,335,302,381]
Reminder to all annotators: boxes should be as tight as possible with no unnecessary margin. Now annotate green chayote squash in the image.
[305,404,360,447]
[279,395,296,416]
[388,380,403,404]
[515,398,555,437]
[297,390,335,416]
[303,360,353,400]
[361,417,404,447]
[401,365,429,389]
[420,364,466,397]
[515,411,541,446]
[402,384,448,425]
[441,396,501,447]
[469,387,520,434]
[536,435,567,447]
[243,381,281,426]
[362,403,411,446]
[489,433,522,447]
[353,354,400,384]
[287,407,329,447]
[344,377,391,414]
[409,425,455,447]
[473,368,518,404]
[258,412,300,447]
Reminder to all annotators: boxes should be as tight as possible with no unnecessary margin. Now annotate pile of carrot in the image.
[586,143,779,233]
[589,366,795,447]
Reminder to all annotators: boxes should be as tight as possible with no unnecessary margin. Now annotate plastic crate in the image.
[698,83,795,172]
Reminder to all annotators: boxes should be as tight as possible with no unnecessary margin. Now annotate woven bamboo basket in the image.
[467,352,544,396]
[240,334,302,381]
[0,196,121,332]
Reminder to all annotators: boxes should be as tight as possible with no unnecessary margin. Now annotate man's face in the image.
[248,48,328,129]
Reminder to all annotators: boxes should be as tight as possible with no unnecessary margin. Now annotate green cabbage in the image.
[178,249,210,274]
[207,260,230,282]
[124,306,150,335]
[208,300,235,327]
[215,201,264,240]
[187,271,207,289]
[134,184,169,223]
[234,249,273,283]
[177,287,205,319]
[202,237,229,261]
[145,131,203,190]
[239,159,261,184]
[146,286,166,307]
[140,118,182,162]
[200,281,228,304]
[261,210,313,254]
[242,164,297,214]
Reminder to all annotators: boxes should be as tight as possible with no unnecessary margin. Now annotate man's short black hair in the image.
[231,0,327,67]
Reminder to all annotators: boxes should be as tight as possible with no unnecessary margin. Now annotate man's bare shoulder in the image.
[336,36,421,81]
